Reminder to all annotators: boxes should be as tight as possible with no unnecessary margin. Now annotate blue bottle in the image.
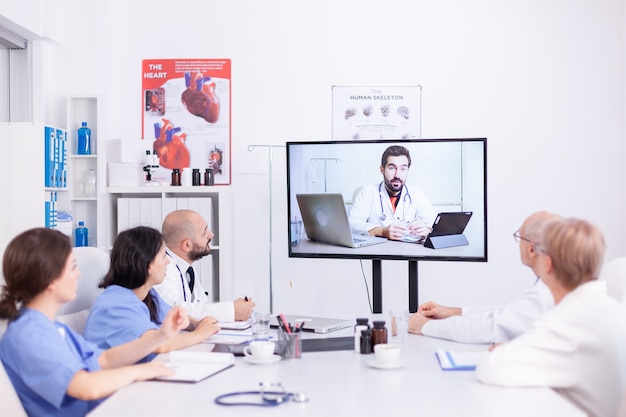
[75,221,88,247]
[77,122,91,155]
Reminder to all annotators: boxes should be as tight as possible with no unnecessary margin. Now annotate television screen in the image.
[287,138,487,262]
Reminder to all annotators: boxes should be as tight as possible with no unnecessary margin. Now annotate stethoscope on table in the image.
[214,382,309,407]
[378,182,412,222]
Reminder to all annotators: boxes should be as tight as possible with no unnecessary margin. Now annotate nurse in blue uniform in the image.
[84,226,220,362]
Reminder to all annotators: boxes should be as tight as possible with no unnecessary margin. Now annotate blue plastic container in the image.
[75,221,88,247]
[77,122,91,155]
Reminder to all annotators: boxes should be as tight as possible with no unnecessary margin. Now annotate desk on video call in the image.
[292,237,485,313]
[88,328,584,417]
[291,236,485,258]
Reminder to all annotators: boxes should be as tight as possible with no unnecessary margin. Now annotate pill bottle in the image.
[354,318,370,353]
[192,168,201,186]
[371,320,388,350]
[171,168,181,186]
[360,329,372,354]
[204,168,214,186]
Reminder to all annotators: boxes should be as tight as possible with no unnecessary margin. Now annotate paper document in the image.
[219,321,252,330]
[156,351,235,382]
[435,348,487,371]
[206,330,254,345]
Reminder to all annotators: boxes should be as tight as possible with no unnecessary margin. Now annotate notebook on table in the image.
[270,314,353,334]
[156,351,235,383]
[296,193,387,248]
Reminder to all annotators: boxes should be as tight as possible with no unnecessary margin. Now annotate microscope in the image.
[143,150,159,184]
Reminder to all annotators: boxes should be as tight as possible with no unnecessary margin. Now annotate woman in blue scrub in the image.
[84,226,219,362]
[0,228,190,417]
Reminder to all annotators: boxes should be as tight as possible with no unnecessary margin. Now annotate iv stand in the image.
[248,144,285,314]
[310,158,340,192]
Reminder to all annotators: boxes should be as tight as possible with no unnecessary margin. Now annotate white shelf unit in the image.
[67,97,107,248]
[0,122,68,255]
[106,186,233,302]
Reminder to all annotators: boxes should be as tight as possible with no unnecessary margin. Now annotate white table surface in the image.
[88,329,586,417]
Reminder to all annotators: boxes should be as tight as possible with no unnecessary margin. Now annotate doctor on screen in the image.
[349,145,437,241]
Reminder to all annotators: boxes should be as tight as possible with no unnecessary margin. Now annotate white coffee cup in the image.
[374,343,401,363]
[243,340,275,360]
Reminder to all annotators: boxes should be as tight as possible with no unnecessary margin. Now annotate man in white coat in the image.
[349,145,437,241]
[407,210,560,344]
[153,209,255,322]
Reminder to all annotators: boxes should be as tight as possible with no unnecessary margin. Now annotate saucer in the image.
[243,354,281,365]
[368,359,405,370]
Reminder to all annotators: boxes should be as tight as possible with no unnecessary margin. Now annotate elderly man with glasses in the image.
[408,211,561,344]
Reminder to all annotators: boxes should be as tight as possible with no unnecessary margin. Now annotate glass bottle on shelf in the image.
[85,169,96,197]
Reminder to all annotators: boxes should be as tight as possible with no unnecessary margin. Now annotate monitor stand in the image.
[372,259,419,313]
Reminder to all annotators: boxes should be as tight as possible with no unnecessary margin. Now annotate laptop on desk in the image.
[270,314,353,334]
[297,193,387,248]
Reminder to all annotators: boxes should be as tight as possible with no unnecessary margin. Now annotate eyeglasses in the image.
[513,231,537,245]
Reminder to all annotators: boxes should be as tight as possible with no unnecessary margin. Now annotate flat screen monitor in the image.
[287,138,487,262]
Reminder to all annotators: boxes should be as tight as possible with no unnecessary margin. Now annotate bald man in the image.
[408,211,561,344]
[153,209,255,322]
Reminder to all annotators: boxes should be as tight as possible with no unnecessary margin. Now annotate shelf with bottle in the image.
[67,96,103,248]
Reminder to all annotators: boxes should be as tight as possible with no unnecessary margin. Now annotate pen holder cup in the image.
[276,332,302,359]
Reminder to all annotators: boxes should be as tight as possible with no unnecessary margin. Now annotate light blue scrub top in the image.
[84,285,170,363]
[0,308,103,417]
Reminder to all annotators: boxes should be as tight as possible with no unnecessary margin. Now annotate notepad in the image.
[156,351,235,382]
[435,348,487,371]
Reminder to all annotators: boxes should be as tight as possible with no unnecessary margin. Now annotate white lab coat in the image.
[152,249,234,322]
[349,183,437,235]
[476,281,626,417]
[421,279,555,344]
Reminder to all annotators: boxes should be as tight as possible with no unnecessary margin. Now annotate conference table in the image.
[88,326,585,417]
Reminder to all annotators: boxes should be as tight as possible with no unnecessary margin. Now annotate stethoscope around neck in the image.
[166,251,190,302]
[378,181,412,222]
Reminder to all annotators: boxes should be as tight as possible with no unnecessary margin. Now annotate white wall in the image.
[4,0,626,318]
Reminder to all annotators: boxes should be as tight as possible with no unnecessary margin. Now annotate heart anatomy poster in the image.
[142,58,231,184]
[331,85,421,141]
